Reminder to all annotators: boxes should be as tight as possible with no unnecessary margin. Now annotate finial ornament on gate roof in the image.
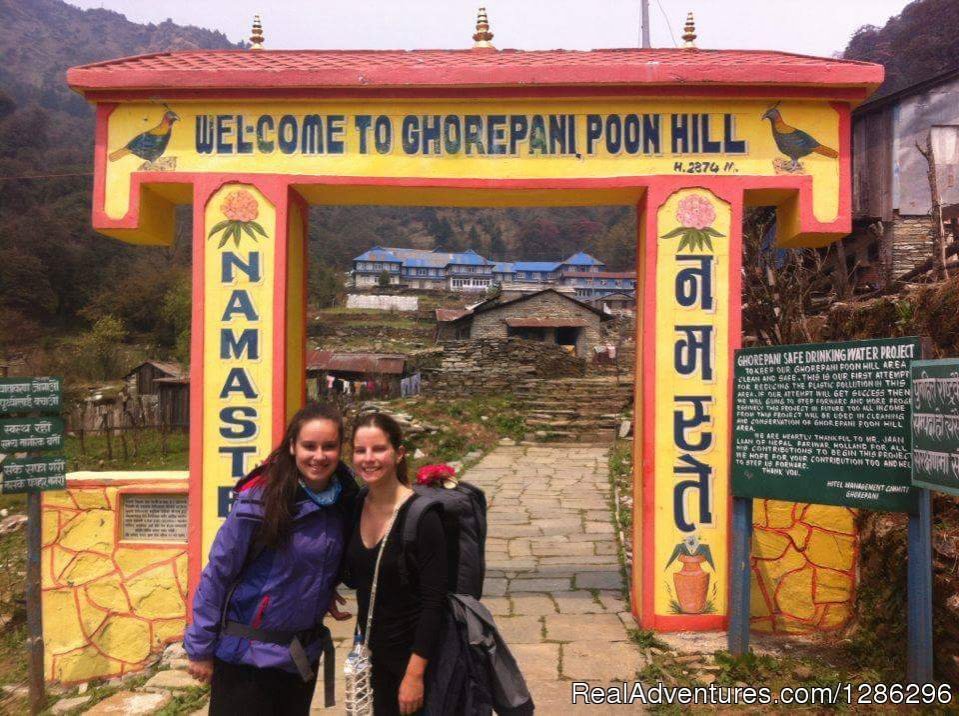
[472,7,496,49]
[250,14,265,50]
[682,12,697,48]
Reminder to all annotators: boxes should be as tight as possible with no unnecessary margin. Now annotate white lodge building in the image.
[351,246,636,297]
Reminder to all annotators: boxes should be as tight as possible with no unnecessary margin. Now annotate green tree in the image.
[160,271,192,365]
[378,270,392,288]
[310,262,344,308]
[74,315,128,380]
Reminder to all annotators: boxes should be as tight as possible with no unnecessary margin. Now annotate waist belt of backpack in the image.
[222,621,336,706]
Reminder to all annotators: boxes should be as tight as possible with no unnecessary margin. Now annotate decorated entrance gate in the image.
[49,32,882,681]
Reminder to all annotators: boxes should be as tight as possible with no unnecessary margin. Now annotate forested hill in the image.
[1,0,239,113]
[843,0,959,100]
[0,0,637,359]
[0,0,241,356]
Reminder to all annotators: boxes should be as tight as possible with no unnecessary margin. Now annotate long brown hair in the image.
[260,402,344,547]
[350,412,408,485]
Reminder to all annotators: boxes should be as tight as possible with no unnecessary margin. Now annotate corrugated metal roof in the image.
[514,262,560,272]
[355,247,401,263]
[306,350,406,374]
[505,318,589,328]
[563,251,604,266]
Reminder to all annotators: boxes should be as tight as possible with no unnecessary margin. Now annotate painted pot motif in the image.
[673,554,710,614]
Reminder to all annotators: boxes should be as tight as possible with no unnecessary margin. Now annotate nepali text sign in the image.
[0,377,61,414]
[121,494,189,542]
[911,359,959,496]
[0,418,64,452]
[732,338,920,512]
[0,456,66,494]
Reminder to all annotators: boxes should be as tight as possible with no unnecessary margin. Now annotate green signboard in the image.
[0,455,67,494]
[0,417,64,452]
[732,337,921,512]
[911,359,959,496]
[0,377,61,414]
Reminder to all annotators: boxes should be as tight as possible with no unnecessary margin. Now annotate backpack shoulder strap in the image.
[397,494,443,591]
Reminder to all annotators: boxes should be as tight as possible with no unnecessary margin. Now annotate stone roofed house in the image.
[442,287,611,356]
[352,246,636,295]
[842,65,959,290]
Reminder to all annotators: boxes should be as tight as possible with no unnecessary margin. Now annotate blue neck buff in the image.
[299,471,342,507]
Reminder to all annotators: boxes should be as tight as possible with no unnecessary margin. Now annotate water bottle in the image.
[343,632,372,715]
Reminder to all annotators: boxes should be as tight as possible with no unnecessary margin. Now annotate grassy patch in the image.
[154,685,210,715]
[394,394,526,473]
[65,429,189,472]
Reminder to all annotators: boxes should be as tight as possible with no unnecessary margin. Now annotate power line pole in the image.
[640,0,651,48]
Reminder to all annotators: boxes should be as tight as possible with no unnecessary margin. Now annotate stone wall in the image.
[42,473,189,684]
[887,213,934,277]
[424,338,585,397]
[468,291,603,357]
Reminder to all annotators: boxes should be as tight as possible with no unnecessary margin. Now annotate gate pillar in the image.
[187,179,307,587]
[634,182,743,630]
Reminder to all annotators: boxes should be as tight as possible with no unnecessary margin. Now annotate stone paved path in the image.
[314,443,645,713]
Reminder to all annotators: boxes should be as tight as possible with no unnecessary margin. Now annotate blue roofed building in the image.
[351,247,635,295]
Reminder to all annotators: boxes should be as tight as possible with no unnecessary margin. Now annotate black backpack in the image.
[404,482,488,599]
[354,481,488,599]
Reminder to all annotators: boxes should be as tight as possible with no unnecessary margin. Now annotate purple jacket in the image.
[184,463,357,673]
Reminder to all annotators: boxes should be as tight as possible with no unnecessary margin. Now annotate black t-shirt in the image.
[345,495,447,666]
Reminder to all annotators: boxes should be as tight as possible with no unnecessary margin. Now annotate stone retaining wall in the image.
[424,338,585,397]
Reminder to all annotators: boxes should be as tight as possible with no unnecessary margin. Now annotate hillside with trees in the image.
[0,0,638,374]
[843,0,959,99]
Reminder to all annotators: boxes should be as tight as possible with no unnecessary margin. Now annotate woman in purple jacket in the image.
[184,402,358,715]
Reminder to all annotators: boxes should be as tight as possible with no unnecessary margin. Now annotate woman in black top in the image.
[345,412,447,716]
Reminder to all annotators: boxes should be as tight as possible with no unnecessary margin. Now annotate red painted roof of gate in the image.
[67,48,883,95]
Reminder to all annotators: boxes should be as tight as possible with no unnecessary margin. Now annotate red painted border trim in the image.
[92,103,116,230]
[91,172,851,242]
[292,190,310,409]
[636,179,745,632]
[78,84,873,103]
[186,181,211,615]
[270,186,291,443]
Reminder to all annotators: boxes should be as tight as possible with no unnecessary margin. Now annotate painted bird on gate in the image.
[108,110,180,164]
[761,105,837,171]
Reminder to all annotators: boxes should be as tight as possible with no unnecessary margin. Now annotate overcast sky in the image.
[69,0,909,57]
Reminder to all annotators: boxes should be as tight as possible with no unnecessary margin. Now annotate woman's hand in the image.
[398,671,425,715]
[187,658,214,684]
[327,588,352,621]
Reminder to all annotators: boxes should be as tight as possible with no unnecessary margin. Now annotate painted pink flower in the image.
[208,189,268,248]
[676,194,716,230]
[221,190,259,222]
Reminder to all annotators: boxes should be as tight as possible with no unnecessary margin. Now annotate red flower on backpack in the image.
[416,464,456,486]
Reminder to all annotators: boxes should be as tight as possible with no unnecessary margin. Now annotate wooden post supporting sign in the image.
[0,377,65,714]
[728,339,929,681]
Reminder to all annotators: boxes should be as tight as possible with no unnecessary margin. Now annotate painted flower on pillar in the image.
[664,534,717,614]
[661,194,724,252]
[208,189,269,248]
